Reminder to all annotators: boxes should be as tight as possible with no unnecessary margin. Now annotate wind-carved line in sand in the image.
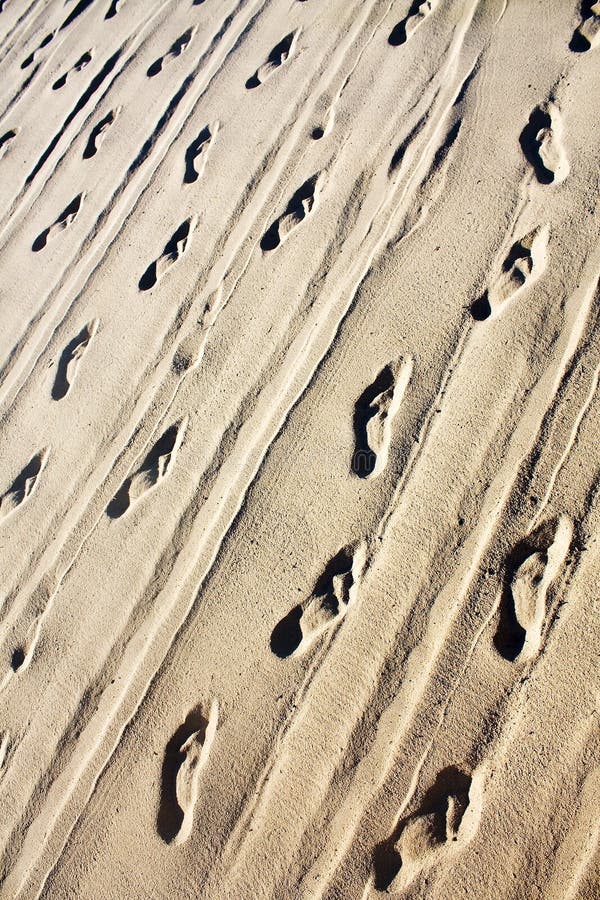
[83,106,122,159]
[157,699,218,845]
[246,29,300,89]
[0,127,18,160]
[260,171,325,252]
[270,543,367,658]
[52,49,93,91]
[147,26,197,78]
[32,193,86,252]
[471,225,549,321]
[0,449,49,522]
[388,0,439,46]
[106,418,188,518]
[372,765,485,892]
[352,357,413,479]
[21,31,54,69]
[184,121,219,184]
[0,731,11,780]
[570,1,600,52]
[52,319,99,400]
[139,216,198,291]
[493,515,572,663]
[519,102,569,186]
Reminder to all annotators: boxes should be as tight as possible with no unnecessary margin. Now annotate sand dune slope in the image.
[0,0,599,897]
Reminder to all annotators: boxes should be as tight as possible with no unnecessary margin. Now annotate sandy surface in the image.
[0,0,599,897]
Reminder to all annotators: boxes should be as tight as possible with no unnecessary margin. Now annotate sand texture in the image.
[0,0,599,897]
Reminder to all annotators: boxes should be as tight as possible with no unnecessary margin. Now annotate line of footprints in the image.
[0,0,585,859]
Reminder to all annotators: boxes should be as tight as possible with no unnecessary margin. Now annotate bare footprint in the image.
[83,107,121,159]
[389,0,439,46]
[570,2,600,51]
[107,418,188,518]
[139,216,197,291]
[494,515,572,663]
[52,49,93,90]
[184,121,219,184]
[0,127,18,161]
[471,225,549,320]
[270,542,367,658]
[157,699,218,845]
[105,0,124,19]
[246,29,300,89]
[373,765,485,892]
[520,102,569,185]
[147,26,196,77]
[21,31,54,69]
[32,193,85,252]
[52,319,98,400]
[260,172,325,252]
[352,357,413,479]
[0,449,49,522]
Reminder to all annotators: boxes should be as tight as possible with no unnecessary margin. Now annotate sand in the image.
[0,0,599,897]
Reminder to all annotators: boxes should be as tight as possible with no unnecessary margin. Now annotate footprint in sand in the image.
[570,2,600,51]
[270,542,367,658]
[0,449,49,522]
[52,319,98,400]
[260,172,325,252]
[157,699,218,844]
[0,128,18,161]
[107,418,188,518]
[494,515,572,663]
[139,216,197,291]
[83,107,121,159]
[105,0,124,19]
[471,225,549,320]
[388,0,439,46]
[373,765,485,892]
[21,31,54,69]
[519,102,569,186]
[52,49,93,90]
[352,357,413,479]
[32,193,85,252]
[147,27,196,78]
[246,29,300,89]
[184,121,219,184]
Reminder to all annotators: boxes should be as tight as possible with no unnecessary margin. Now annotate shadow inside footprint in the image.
[32,194,83,251]
[519,106,554,184]
[52,322,95,400]
[388,1,420,45]
[270,605,303,658]
[157,706,208,844]
[184,125,212,184]
[470,291,491,321]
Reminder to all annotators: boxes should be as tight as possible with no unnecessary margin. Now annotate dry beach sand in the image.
[0,0,599,897]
